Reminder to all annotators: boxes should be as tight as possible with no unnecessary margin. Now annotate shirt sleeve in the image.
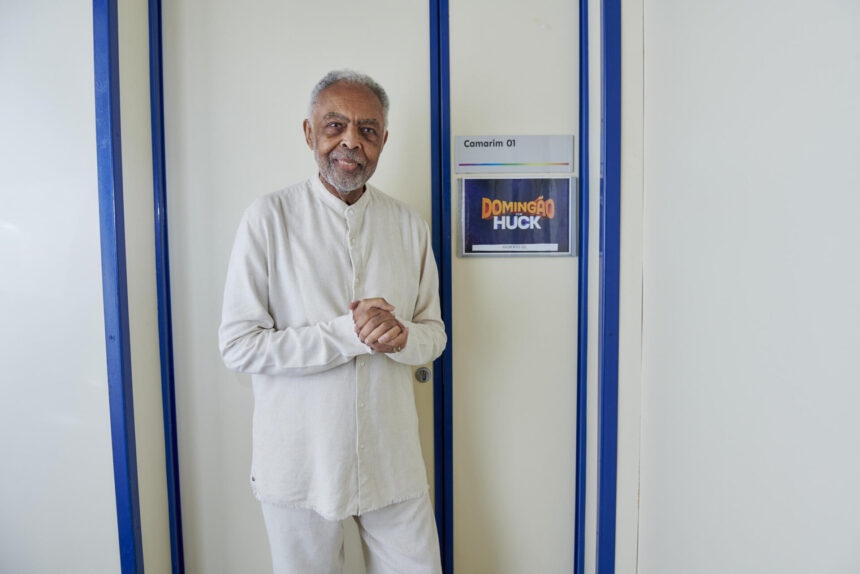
[218,204,370,376]
[387,220,448,366]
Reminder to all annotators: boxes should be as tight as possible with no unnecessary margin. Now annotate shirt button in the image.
[359,443,365,450]
[359,401,365,408]
[358,360,365,367]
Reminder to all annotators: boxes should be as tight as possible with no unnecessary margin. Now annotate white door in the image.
[163,2,432,572]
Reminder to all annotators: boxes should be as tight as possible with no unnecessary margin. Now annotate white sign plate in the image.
[454,135,574,174]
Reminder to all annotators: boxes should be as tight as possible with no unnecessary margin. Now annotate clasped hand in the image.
[349,298,408,354]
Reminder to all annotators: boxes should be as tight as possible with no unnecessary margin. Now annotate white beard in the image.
[316,147,374,195]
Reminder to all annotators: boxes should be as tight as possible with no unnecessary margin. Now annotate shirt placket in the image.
[345,205,369,513]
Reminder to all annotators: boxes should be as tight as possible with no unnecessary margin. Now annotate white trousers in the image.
[261,493,442,574]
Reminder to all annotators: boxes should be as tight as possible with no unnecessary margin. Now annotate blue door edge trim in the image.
[574,0,590,571]
[596,0,621,572]
[93,1,144,571]
[147,1,186,572]
[430,1,455,572]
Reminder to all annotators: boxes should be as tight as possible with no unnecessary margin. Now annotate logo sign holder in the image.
[458,176,577,257]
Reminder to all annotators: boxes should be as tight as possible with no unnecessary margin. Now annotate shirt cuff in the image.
[331,312,373,357]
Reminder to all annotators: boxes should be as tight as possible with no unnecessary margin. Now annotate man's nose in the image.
[341,125,361,149]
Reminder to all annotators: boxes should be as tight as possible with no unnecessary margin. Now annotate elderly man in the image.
[219,70,446,573]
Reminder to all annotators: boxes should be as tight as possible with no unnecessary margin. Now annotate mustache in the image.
[329,149,365,165]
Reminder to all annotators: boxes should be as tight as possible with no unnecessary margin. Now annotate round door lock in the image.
[414,367,431,383]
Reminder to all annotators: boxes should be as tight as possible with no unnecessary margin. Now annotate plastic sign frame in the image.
[458,176,577,257]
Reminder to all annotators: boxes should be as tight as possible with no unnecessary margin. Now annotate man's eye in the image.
[326,122,342,129]
[362,127,377,135]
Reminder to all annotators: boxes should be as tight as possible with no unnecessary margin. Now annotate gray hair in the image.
[308,70,389,126]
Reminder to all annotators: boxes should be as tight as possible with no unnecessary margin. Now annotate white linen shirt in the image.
[219,176,446,521]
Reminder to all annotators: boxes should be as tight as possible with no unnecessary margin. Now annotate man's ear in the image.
[303,119,314,150]
[382,130,389,149]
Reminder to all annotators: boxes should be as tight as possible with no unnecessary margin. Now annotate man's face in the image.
[304,81,388,200]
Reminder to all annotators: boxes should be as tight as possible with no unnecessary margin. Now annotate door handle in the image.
[414,367,431,383]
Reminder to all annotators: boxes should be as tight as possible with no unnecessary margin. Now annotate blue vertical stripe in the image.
[574,0,590,571]
[430,0,454,572]
[147,0,186,572]
[596,0,621,572]
[93,0,144,571]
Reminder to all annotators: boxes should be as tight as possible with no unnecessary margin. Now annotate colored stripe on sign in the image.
[458,162,570,166]
[472,243,559,251]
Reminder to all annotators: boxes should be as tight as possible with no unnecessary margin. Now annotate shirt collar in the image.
[310,174,372,218]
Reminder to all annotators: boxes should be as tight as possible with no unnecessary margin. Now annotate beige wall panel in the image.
[616,0,645,571]
[449,1,581,572]
[118,0,172,571]
[584,0,602,571]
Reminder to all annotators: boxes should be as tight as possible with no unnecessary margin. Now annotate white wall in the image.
[0,1,120,571]
[639,1,860,572]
